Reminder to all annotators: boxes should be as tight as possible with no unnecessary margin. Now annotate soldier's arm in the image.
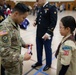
[0,24,31,62]
[20,37,32,49]
[20,37,26,48]
[47,5,57,35]
[0,23,12,57]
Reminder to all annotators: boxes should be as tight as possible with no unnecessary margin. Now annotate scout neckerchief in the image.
[55,34,75,58]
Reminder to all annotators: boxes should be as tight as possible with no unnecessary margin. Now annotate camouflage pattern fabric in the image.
[0,16,26,75]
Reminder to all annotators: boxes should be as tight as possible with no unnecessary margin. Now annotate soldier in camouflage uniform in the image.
[0,0,6,75]
[55,16,76,75]
[0,3,31,75]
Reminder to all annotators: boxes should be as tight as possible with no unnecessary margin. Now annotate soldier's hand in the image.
[42,33,51,40]
[25,44,33,49]
[24,52,31,60]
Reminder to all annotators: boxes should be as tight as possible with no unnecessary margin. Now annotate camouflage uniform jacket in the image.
[0,16,26,73]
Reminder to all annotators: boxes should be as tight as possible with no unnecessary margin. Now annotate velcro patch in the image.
[2,35,8,43]
[0,30,8,36]
[63,51,69,56]
[62,45,72,50]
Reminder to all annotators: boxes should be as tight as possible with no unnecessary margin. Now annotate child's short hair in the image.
[61,16,76,33]
[12,3,30,14]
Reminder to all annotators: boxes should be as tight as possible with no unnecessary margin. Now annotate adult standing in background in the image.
[0,3,32,75]
[32,0,57,71]
[0,0,6,75]
[0,0,6,22]
[33,2,38,16]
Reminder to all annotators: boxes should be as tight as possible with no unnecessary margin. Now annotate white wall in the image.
[14,0,74,2]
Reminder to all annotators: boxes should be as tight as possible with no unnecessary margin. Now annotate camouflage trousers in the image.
[0,57,1,75]
[5,64,22,75]
[1,57,23,75]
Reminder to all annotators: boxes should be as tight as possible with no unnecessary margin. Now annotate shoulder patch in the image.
[0,30,8,36]
[2,35,9,43]
[63,50,69,56]
[62,45,72,50]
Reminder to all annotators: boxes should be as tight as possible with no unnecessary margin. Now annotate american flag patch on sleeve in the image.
[0,30,8,36]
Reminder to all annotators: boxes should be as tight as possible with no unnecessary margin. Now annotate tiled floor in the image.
[20,11,76,75]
